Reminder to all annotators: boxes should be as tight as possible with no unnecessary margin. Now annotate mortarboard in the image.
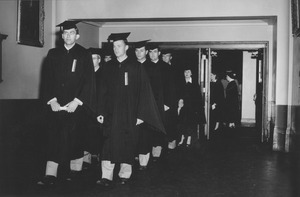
[134,39,151,49]
[88,48,102,57]
[183,64,194,72]
[107,32,130,42]
[226,70,237,79]
[161,49,173,55]
[56,20,80,31]
[148,43,160,51]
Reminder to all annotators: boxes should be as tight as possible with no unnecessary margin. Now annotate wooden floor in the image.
[0,126,298,197]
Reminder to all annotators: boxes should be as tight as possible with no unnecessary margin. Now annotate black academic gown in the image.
[145,60,171,147]
[84,66,104,155]
[161,61,178,141]
[136,59,160,154]
[210,80,225,127]
[224,80,239,124]
[42,43,96,164]
[98,57,165,164]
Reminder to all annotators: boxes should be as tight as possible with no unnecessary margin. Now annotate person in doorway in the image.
[253,82,263,130]
[177,67,206,148]
[96,33,165,187]
[224,70,239,128]
[210,71,225,132]
[38,20,96,185]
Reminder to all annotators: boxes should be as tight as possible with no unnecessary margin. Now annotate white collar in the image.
[138,59,146,64]
[64,43,75,50]
[117,55,128,63]
[185,78,192,83]
[151,59,159,63]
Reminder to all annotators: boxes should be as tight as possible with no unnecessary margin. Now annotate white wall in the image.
[0,0,54,99]
[242,51,256,122]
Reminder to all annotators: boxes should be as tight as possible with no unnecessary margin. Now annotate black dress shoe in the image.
[82,162,91,171]
[152,157,159,162]
[118,178,129,185]
[66,170,82,181]
[139,165,147,171]
[96,178,112,187]
[37,175,56,186]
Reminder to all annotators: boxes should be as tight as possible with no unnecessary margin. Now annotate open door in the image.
[256,48,268,142]
[199,48,212,140]
[252,48,268,142]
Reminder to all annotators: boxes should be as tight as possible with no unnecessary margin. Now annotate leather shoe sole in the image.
[119,178,129,185]
[96,178,112,187]
[37,175,56,186]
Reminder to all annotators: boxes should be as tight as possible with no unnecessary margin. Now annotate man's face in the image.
[162,53,172,64]
[62,28,79,46]
[184,69,192,78]
[92,54,101,68]
[210,73,217,82]
[135,46,148,61]
[113,40,128,58]
[149,48,160,62]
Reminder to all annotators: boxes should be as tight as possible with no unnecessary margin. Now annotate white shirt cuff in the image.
[74,98,83,106]
[47,97,57,105]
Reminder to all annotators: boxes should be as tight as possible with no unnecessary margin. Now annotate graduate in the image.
[82,48,105,168]
[96,33,165,186]
[148,44,176,161]
[134,39,160,170]
[38,20,96,185]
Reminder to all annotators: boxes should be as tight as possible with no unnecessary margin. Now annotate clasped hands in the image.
[49,100,79,113]
[96,115,143,125]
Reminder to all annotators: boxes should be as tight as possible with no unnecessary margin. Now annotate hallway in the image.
[0,127,297,197]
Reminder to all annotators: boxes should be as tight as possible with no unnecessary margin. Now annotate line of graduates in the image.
[37,20,206,187]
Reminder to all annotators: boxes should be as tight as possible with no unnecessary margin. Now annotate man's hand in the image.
[212,103,216,110]
[66,100,79,113]
[49,100,61,112]
[164,105,170,111]
[97,115,104,124]
[136,118,144,125]
[229,123,235,128]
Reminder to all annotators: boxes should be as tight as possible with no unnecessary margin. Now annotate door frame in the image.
[159,41,270,141]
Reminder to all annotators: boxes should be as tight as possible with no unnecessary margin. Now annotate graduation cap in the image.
[134,39,151,49]
[225,70,237,79]
[88,48,102,57]
[148,43,160,51]
[107,32,130,42]
[56,20,80,31]
[161,49,173,55]
[183,65,193,72]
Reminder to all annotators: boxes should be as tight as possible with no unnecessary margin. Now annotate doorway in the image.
[160,42,268,142]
